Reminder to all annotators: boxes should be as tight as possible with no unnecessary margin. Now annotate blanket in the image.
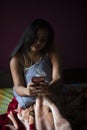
[0,88,13,114]
[0,84,87,130]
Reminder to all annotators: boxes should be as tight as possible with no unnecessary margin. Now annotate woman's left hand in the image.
[35,82,49,95]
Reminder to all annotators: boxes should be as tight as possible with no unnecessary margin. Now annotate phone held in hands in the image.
[32,76,45,84]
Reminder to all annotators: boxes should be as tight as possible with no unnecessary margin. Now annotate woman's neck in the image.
[29,49,41,57]
[27,50,41,65]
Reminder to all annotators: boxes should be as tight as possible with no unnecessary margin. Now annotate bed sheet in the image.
[0,88,13,114]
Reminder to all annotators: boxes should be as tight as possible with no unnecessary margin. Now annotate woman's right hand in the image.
[26,81,49,96]
[26,82,37,96]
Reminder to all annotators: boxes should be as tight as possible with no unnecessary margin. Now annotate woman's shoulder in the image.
[10,53,24,67]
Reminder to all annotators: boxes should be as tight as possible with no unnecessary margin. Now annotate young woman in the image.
[1,19,71,130]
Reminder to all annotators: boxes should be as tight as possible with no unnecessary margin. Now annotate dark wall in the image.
[0,0,87,71]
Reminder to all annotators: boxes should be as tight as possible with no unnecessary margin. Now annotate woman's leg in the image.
[43,96,72,130]
[34,96,54,130]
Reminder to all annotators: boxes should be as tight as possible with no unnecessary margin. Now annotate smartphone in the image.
[32,76,45,84]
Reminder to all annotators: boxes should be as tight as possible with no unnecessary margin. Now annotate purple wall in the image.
[0,0,87,71]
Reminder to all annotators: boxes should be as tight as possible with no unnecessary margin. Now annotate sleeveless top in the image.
[13,56,52,109]
[24,55,52,84]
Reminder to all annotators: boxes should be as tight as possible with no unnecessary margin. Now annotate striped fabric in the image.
[0,88,13,114]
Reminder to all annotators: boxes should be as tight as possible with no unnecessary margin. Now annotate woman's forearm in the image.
[13,86,27,96]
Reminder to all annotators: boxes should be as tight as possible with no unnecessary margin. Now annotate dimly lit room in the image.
[0,0,87,130]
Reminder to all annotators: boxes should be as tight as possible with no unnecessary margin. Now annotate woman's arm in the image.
[49,49,63,93]
[10,54,33,96]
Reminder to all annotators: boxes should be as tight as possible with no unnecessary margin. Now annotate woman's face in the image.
[30,29,48,53]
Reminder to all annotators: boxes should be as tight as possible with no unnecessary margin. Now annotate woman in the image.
[1,19,71,130]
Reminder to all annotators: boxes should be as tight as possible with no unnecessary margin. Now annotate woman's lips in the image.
[33,44,40,48]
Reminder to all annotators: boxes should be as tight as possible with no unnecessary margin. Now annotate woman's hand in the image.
[36,82,49,95]
[27,82,49,96]
[25,82,37,96]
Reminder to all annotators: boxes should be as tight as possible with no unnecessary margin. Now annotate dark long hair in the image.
[10,19,54,57]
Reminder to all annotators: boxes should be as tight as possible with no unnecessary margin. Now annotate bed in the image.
[0,68,87,130]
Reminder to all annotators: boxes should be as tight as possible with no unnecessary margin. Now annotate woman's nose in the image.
[37,41,40,45]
